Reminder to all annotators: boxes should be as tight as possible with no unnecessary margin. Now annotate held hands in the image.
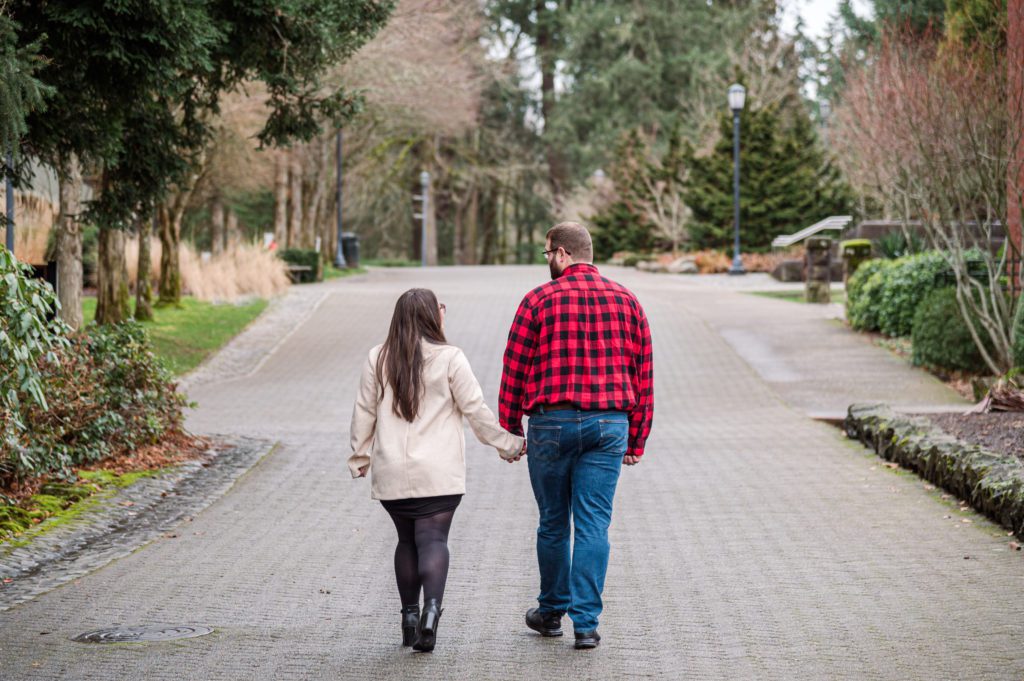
[503,440,527,463]
[358,464,369,477]
[623,455,641,466]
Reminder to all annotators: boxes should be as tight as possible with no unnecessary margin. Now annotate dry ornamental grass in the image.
[126,239,290,303]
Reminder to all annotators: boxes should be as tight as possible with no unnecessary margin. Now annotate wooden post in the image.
[805,236,832,304]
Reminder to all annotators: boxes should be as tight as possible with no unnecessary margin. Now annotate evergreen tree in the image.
[685,101,852,250]
[806,0,948,104]
[546,0,763,180]
[0,15,49,175]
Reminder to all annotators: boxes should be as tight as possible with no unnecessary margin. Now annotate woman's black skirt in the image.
[380,494,463,520]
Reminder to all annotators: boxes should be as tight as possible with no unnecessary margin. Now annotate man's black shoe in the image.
[574,630,601,649]
[525,608,564,637]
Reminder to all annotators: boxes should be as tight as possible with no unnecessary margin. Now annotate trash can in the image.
[341,232,360,268]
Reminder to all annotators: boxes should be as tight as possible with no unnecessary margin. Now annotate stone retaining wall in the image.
[845,404,1024,538]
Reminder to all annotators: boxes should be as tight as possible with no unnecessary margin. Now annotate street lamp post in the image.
[5,151,14,253]
[419,171,430,267]
[334,128,347,268]
[819,99,832,148]
[728,83,746,275]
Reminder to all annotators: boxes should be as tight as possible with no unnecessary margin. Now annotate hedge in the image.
[911,287,990,374]
[876,252,949,337]
[846,258,895,332]
[846,252,949,337]
[279,249,322,283]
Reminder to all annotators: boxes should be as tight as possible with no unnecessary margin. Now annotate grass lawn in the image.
[82,296,268,376]
[750,288,847,306]
[323,264,367,280]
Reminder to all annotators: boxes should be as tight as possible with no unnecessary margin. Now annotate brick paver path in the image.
[1,266,1021,680]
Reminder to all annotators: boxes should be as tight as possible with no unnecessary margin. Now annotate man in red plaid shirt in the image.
[499,221,653,650]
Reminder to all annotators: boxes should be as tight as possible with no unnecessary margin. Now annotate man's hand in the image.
[505,441,527,463]
[623,455,641,466]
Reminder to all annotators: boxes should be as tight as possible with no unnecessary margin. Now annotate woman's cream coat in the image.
[348,341,524,500]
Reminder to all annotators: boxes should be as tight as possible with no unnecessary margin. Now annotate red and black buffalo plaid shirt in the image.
[499,263,654,458]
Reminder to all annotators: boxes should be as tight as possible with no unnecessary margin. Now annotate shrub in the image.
[876,251,949,337]
[278,249,322,283]
[1,250,188,487]
[623,253,652,268]
[877,231,925,259]
[912,287,991,374]
[846,258,895,332]
[1,248,70,474]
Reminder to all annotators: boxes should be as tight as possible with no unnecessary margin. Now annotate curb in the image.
[844,404,1024,539]
[0,437,275,611]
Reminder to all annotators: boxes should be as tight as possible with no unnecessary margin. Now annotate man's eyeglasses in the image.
[542,247,571,258]
[439,303,446,312]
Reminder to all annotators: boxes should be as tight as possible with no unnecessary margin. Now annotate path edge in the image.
[844,404,1024,539]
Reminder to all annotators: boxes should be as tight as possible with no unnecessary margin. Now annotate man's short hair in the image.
[546,222,593,263]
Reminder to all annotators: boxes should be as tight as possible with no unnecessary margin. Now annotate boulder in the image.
[667,256,699,275]
[771,259,804,282]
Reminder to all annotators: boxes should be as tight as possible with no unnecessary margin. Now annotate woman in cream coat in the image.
[349,288,524,653]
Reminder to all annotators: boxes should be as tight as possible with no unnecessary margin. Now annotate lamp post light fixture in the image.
[728,84,746,275]
[4,151,14,253]
[819,99,832,148]
[333,128,347,268]
[419,170,430,267]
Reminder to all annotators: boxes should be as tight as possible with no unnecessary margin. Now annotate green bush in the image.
[278,249,322,283]
[1,249,187,488]
[623,254,653,268]
[876,251,949,337]
[846,258,894,332]
[1,248,70,466]
[877,231,925,259]
[911,287,991,374]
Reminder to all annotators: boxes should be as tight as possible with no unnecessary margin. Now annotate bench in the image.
[285,264,312,283]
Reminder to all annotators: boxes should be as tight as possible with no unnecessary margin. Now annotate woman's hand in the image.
[504,440,526,463]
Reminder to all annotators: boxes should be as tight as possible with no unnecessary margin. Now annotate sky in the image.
[781,0,874,43]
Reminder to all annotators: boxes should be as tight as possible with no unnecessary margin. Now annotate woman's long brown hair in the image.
[376,288,447,422]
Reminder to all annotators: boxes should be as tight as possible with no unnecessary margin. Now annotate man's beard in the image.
[549,260,563,280]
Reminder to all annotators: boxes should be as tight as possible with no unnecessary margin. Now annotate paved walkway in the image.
[0,266,1021,680]
[665,276,968,419]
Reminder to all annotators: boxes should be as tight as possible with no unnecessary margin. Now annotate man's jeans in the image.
[526,407,627,632]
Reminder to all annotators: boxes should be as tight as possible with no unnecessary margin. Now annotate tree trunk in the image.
[135,212,154,321]
[210,193,225,255]
[157,166,201,306]
[515,184,525,263]
[306,138,329,255]
[480,184,498,264]
[95,226,130,324]
[453,194,464,266]
[536,0,568,205]
[425,170,438,267]
[1009,0,1024,296]
[56,154,83,330]
[273,152,288,248]
[463,184,479,265]
[288,150,303,249]
[225,208,239,249]
[157,204,181,305]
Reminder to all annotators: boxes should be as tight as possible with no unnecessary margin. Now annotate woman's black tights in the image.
[388,510,456,607]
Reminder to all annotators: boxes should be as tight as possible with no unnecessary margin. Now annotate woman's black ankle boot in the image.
[412,599,443,652]
[401,605,420,647]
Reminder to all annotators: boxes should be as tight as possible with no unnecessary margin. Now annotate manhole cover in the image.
[73,625,214,643]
